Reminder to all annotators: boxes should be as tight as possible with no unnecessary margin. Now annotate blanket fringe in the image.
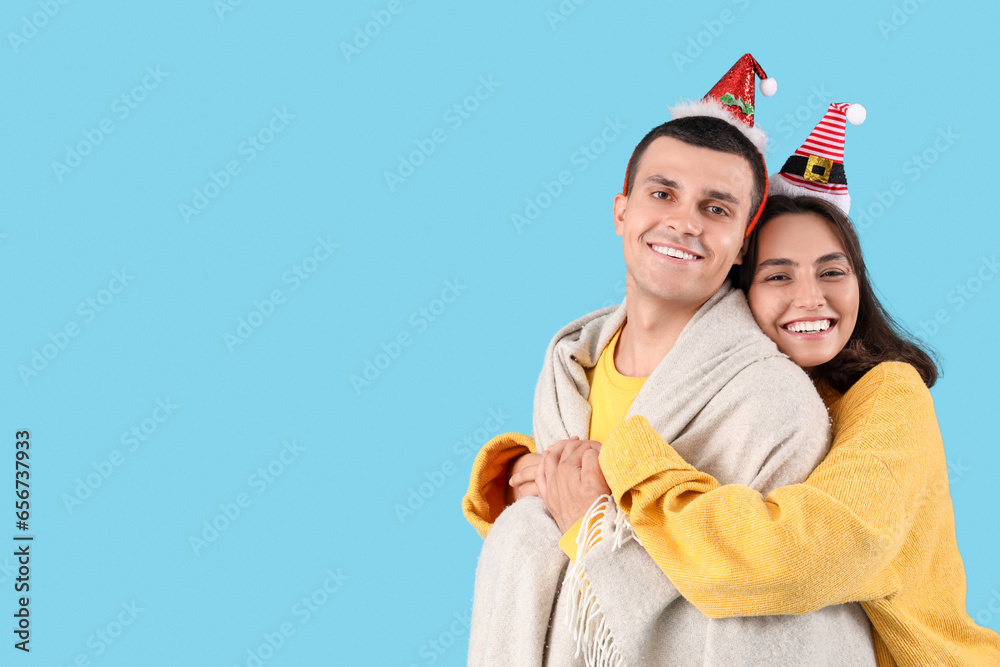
[611,502,634,552]
[564,495,626,667]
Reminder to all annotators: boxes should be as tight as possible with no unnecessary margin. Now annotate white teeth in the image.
[786,319,831,333]
[652,245,698,260]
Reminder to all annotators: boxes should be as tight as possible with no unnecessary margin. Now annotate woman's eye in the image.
[762,274,789,282]
[821,269,846,278]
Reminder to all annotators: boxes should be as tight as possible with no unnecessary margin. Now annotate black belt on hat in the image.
[780,154,847,185]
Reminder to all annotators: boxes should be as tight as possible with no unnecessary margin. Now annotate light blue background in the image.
[3,1,998,665]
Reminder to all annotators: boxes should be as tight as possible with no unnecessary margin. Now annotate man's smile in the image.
[649,242,703,261]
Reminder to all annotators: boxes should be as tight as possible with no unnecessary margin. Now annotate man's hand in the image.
[506,452,542,504]
[536,438,611,533]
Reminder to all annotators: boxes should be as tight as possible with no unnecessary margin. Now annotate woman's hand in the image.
[507,452,543,504]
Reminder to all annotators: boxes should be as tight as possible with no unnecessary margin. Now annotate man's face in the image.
[613,135,754,313]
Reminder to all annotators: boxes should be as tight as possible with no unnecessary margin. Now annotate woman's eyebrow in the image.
[757,252,850,270]
[757,257,795,268]
[816,252,850,264]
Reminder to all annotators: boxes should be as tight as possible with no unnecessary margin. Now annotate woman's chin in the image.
[781,348,838,372]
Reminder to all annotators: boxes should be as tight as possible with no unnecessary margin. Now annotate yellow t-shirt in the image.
[585,325,647,443]
[561,325,647,559]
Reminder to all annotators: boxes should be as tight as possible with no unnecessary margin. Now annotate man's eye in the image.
[707,205,728,216]
[652,191,668,199]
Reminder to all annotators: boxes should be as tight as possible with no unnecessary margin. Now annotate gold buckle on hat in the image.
[803,155,833,184]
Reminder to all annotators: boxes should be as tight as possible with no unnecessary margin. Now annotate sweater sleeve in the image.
[461,432,536,539]
[599,362,931,617]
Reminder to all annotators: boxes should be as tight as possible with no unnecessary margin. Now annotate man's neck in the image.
[613,290,708,377]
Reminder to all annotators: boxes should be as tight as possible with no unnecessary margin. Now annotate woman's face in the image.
[748,212,860,373]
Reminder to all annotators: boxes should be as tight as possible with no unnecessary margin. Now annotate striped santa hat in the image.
[769,102,867,214]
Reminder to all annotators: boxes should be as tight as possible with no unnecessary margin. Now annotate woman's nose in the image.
[794,277,825,309]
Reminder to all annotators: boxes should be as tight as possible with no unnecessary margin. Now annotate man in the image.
[464,55,875,667]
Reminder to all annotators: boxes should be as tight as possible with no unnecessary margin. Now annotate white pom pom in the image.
[846,103,866,125]
[760,77,777,97]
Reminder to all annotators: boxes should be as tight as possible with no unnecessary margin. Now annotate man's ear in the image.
[613,192,627,237]
[733,235,751,265]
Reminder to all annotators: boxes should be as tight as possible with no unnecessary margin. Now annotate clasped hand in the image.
[508,437,611,533]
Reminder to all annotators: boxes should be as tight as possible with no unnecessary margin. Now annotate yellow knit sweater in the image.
[461,362,1000,666]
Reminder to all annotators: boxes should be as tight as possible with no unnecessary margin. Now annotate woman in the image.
[485,193,1000,665]
[610,194,999,662]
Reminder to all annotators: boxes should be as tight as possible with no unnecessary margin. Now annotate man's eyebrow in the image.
[642,175,681,189]
[705,189,741,206]
[641,177,741,207]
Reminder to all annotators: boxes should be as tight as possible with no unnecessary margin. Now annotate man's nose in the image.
[663,203,702,235]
